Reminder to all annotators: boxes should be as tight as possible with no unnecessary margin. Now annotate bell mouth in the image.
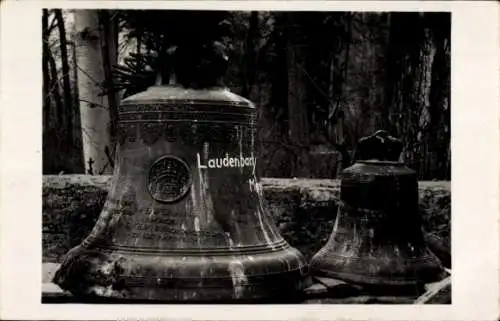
[357,160,404,165]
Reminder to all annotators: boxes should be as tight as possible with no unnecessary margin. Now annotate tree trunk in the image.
[47,46,63,125]
[242,11,259,98]
[42,10,51,130]
[414,22,436,179]
[260,12,291,178]
[427,14,451,180]
[386,13,438,178]
[43,9,54,174]
[55,10,72,132]
[43,10,69,173]
[342,12,390,151]
[98,9,119,162]
[74,9,112,175]
[334,13,353,171]
[285,12,310,177]
[55,9,85,173]
[69,15,84,173]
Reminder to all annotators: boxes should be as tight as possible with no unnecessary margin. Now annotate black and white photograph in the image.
[2,0,500,319]
[40,8,453,305]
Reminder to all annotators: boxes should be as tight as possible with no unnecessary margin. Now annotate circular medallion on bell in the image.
[147,155,192,203]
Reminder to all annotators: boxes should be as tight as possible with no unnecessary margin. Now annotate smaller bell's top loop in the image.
[356,130,403,162]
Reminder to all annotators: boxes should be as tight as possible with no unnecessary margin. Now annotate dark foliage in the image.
[112,10,233,97]
[43,10,451,180]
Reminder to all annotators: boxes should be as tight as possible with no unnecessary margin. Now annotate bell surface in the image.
[53,85,309,302]
[309,130,445,288]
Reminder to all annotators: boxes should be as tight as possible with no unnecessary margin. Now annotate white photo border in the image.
[1,1,498,320]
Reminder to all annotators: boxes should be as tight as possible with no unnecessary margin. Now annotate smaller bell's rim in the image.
[357,159,405,165]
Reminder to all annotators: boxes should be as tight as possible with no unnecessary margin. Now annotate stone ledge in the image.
[42,175,451,267]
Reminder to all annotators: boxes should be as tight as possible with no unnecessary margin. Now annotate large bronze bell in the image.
[310,130,445,288]
[52,84,309,302]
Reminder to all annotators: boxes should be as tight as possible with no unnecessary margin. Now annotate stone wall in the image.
[42,175,451,267]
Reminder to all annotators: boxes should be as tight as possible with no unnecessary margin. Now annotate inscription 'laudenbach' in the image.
[197,153,256,169]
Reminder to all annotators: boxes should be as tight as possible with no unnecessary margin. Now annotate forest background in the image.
[42,9,451,180]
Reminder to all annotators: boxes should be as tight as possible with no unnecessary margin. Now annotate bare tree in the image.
[43,9,84,174]
[74,10,113,175]
[55,9,84,173]
[99,9,120,160]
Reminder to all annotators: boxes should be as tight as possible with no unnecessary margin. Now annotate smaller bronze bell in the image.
[310,130,445,288]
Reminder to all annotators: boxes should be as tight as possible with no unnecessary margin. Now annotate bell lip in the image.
[357,159,405,166]
[309,267,446,287]
[53,246,310,302]
[54,266,309,303]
